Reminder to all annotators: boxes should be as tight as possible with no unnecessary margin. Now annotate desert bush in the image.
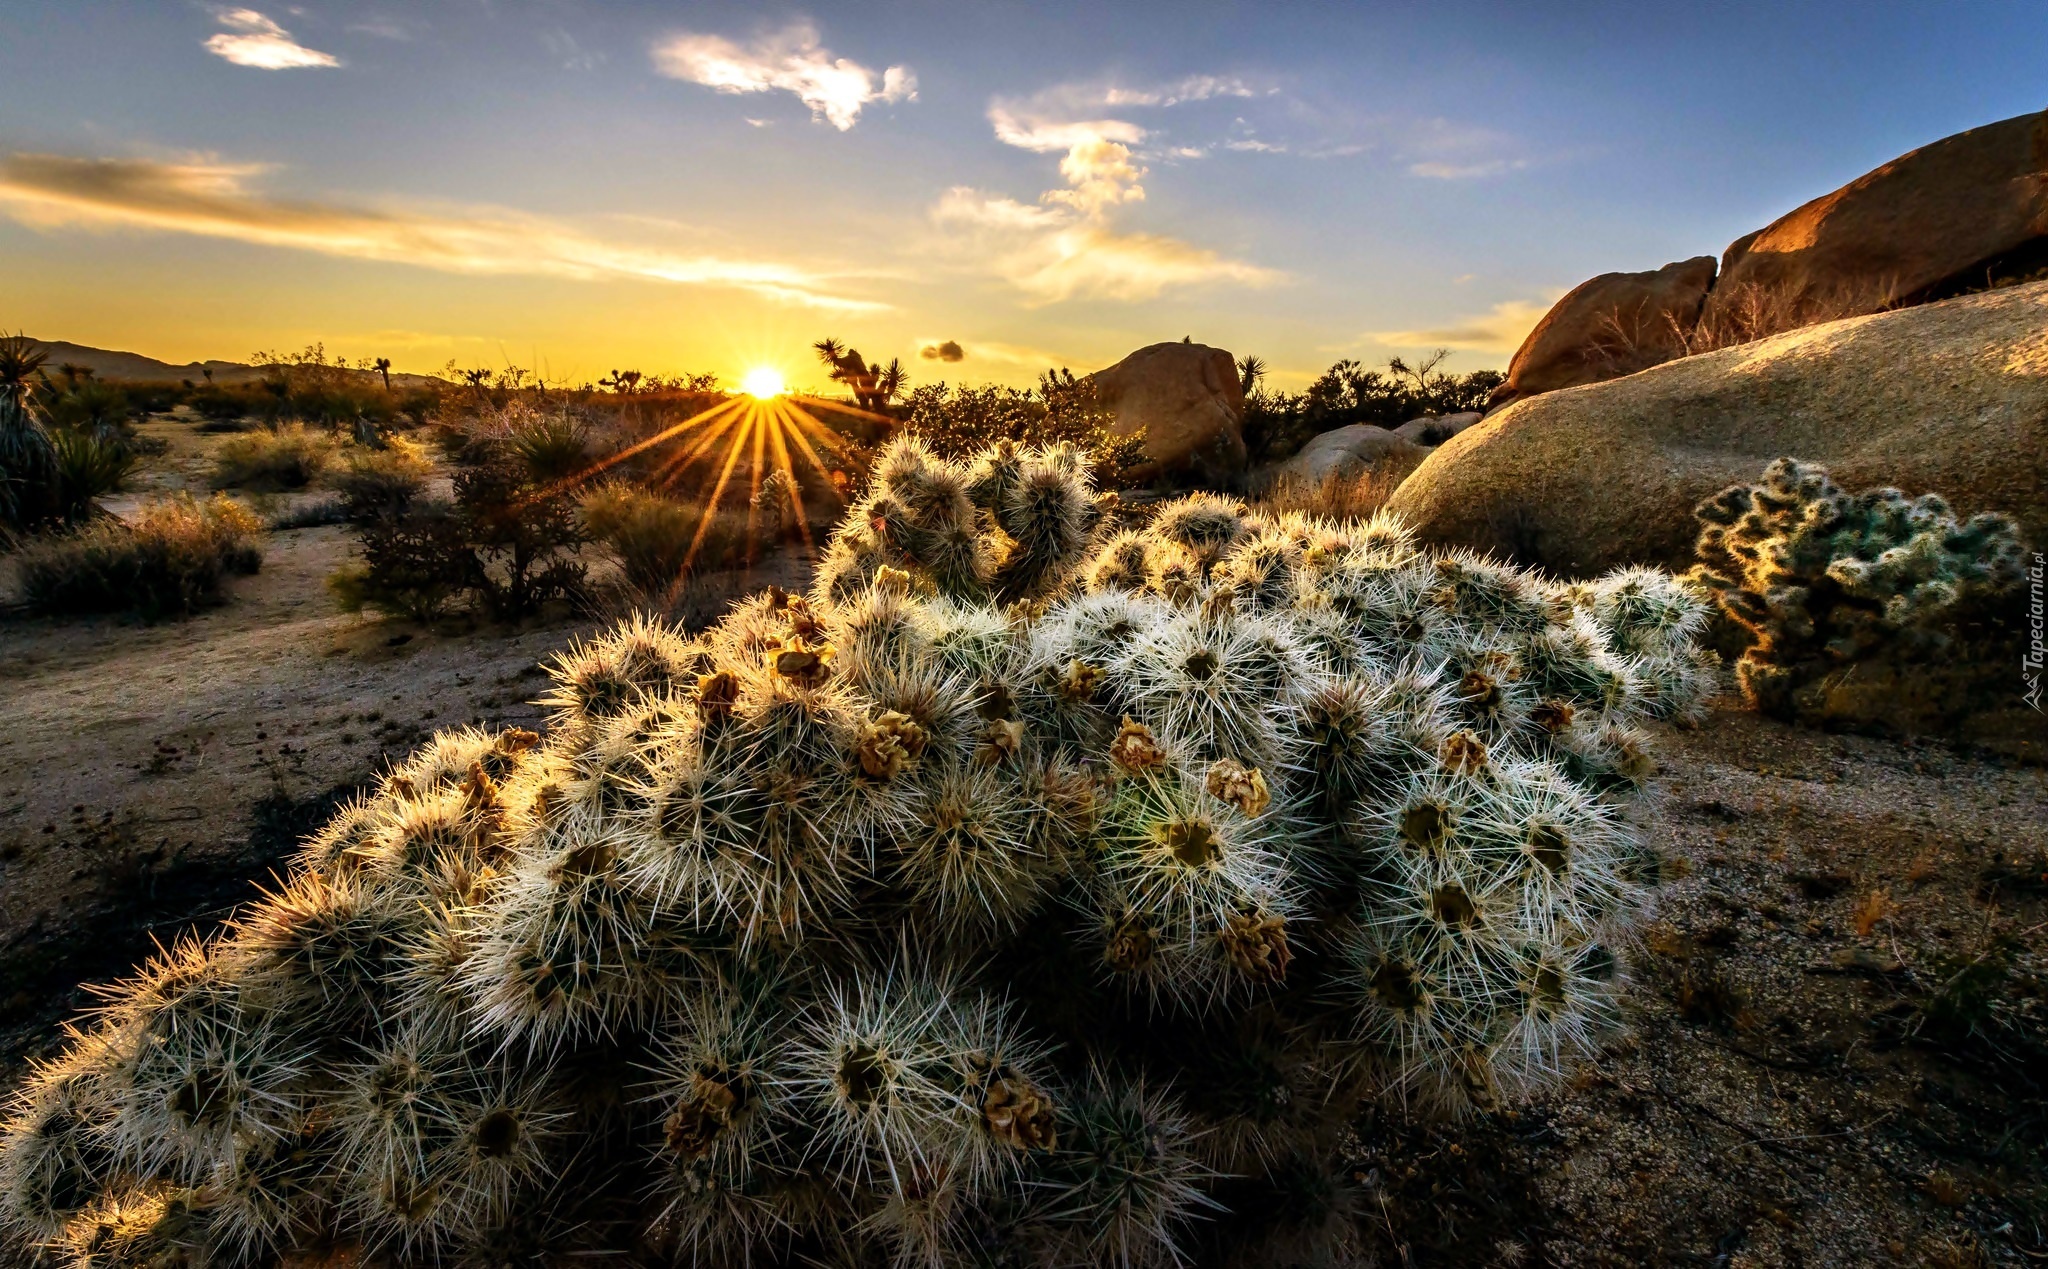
[332,444,586,623]
[0,437,1717,1264]
[16,493,263,619]
[211,424,336,491]
[900,370,1145,485]
[0,436,1718,1263]
[1686,457,2027,733]
[46,428,137,524]
[269,495,350,530]
[579,484,749,595]
[327,435,432,521]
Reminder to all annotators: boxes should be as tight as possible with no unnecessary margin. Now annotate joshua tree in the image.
[813,338,902,411]
[373,357,393,391]
[1236,354,1267,397]
[462,367,493,404]
[599,369,644,395]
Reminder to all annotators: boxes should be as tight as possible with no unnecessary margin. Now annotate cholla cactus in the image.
[2,440,1718,1266]
[1686,457,2026,728]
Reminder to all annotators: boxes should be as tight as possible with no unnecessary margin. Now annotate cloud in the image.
[0,153,884,311]
[1102,75,1261,107]
[1369,298,1557,354]
[1409,158,1529,180]
[930,96,1281,305]
[919,340,965,362]
[934,189,1279,304]
[204,8,339,69]
[650,21,913,130]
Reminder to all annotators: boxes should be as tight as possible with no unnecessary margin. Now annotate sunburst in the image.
[546,379,901,582]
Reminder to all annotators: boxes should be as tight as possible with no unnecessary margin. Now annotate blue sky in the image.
[0,0,2039,388]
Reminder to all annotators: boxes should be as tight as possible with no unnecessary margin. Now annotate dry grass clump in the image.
[210,425,336,492]
[16,493,265,619]
[326,435,433,520]
[579,485,752,596]
[1253,464,1406,522]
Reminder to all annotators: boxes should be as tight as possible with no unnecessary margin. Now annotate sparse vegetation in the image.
[16,493,264,619]
[899,369,1144,484]
[1241,348,1504,464]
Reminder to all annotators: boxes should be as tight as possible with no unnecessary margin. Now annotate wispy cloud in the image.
[934,98,1281,304]
[1369,297,1558,353]
[204,8,339,70]
[650,20,914,130]
[0,153,884,311]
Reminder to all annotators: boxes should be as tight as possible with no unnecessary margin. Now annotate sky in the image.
[0,1,2041,392]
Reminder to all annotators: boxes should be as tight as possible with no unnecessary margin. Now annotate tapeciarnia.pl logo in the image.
[2026,551,2044,712]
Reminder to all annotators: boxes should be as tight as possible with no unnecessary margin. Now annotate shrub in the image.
[47,429,137,523]
[1254,464,1406,523]
[0,437,1721,1264]
[17,493,263,619]
[0,334,59,532]
[579,484,749,595]
[900,370,1145,486]
[328,435,433,521]
[1686,457,2028,732]
[332,451,586,623]
[211,424,336,491]
[1240,350,1504,464]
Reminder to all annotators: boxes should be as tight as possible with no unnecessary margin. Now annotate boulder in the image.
[1089,342,1246,484]
[1492,257,1719,406]
[1384,280,2048,577]
[1392,412,1484,445]
[1699,110,2048,342]
[1265,424,1431,489]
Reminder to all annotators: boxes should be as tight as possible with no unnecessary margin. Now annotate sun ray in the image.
[788,391,900,428]
[682,408,761,573]
[764,399,817,552]
[745,401,769,558]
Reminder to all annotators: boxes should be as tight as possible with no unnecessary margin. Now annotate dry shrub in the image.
[579,485,751,596]
[18,492,265,619]
[211,423,336,491]
[1254,462,1407,522]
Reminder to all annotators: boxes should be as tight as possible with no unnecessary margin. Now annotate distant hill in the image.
[21,339,449,389]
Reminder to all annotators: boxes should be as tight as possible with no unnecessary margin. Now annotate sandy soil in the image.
[0,417,2043,1266]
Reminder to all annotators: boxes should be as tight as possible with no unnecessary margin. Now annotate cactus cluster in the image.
[1687,457,2027,728]
[2,438,1717,1267]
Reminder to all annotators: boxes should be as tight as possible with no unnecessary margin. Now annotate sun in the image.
[741,366,786,399]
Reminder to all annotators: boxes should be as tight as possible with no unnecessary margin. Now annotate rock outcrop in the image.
[1492,109,2048,406]
[1492,258,1718,406]
[1264,423,1431,489]
[1700,110,2048,341]
[1089,342,1246,484]
[1384,280,2048,577]
[1392,412,1483,446]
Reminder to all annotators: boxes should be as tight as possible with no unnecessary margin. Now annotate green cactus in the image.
[0,437,1722,1266]
[1686,457,2027,730]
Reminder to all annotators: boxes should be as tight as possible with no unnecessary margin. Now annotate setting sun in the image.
[741,366,786,399]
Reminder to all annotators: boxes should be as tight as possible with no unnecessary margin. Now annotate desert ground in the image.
[2,415,2044,1267]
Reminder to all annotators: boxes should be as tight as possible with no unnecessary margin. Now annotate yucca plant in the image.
[1,437,1720,1266]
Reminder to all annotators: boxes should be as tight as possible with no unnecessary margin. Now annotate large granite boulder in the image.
[1089,342,1246,484]
[1492,257,1718,406]
[1265,423,1431,489]
[1384,280,2048,577]
[1699,109,2048,341]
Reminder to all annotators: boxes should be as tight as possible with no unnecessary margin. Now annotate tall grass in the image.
[17,493,265,619]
